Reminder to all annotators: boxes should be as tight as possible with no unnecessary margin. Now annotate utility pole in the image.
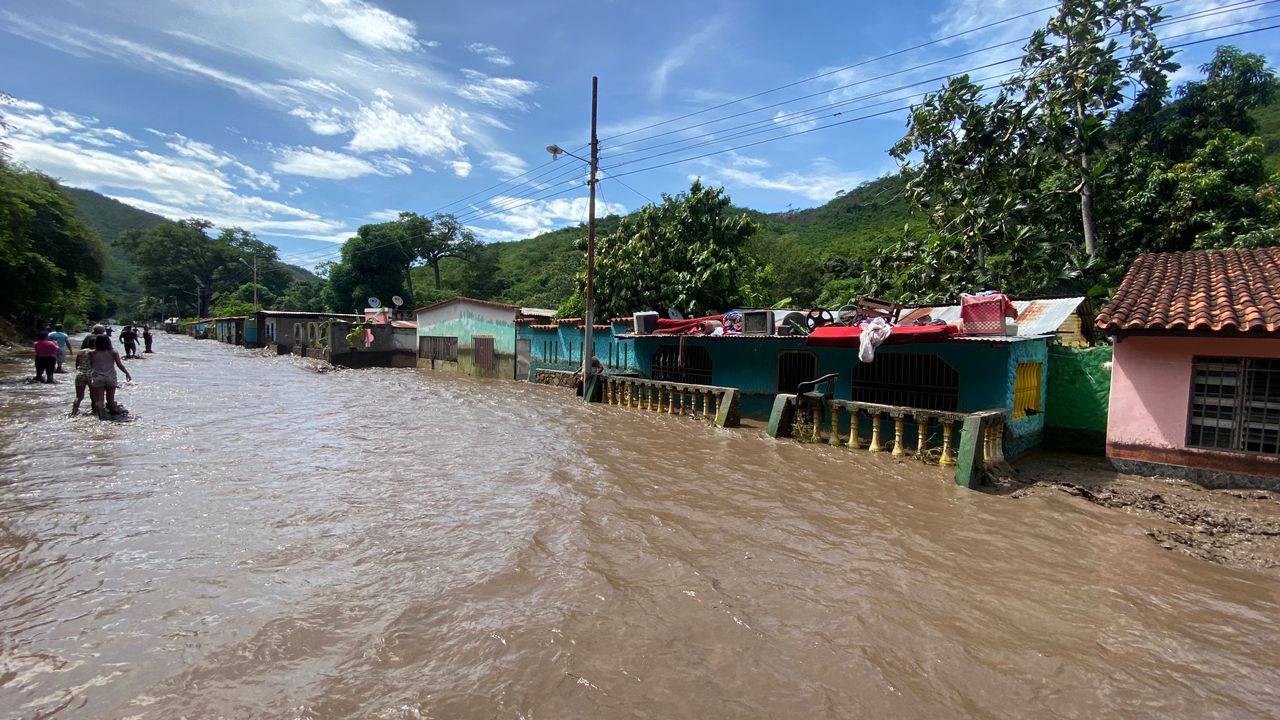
[584,75,599,395]
[545,76,600,401]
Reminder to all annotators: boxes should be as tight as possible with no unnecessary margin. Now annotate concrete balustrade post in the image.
[891,413,907,457]
[916,416,929,456]
[829,403,841,447]
[847,408,861,449]
[868,412,883,452]
[940,421,956,466]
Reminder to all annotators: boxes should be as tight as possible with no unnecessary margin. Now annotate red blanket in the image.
[805,324,959,347]
[654,314,726,335]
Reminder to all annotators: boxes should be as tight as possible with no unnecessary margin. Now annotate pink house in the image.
[1097,248,1280,488]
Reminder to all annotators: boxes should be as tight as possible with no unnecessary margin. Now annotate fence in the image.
[768,392,1010,487]
[600,376,741,428]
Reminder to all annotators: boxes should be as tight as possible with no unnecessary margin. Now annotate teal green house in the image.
[416,297,553,379]
[517,308,1072,457]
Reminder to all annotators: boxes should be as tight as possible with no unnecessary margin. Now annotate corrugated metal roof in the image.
[899,297,1084,337]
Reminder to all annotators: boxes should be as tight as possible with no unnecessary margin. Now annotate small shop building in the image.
[1098,248,1280,487]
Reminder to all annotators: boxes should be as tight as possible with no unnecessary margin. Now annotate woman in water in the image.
[88,335,132,419]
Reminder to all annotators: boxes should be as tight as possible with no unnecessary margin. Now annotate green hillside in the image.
[65,187,319,314]
[64,187,167,315]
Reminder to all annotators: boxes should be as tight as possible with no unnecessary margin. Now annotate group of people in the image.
[118,324,154,358]
[31,323,138,419]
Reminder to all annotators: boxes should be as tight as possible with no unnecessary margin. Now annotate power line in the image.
[288,13,1278,266]
[598,0,1270,160]
[601,22,1280,182]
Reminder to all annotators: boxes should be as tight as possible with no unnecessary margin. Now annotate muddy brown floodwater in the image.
[1,335,1278,719]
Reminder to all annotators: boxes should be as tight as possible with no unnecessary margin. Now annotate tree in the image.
[1018,0,1174,258]
[406,212,478,291]
[325,226,410,313]
[893,0,1175,264]
[588,179,759,318]
[277,278,330,313]
[120,218,227,317]
[0,163,105,327]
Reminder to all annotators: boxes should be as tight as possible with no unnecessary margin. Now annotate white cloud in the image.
[774,110,818,133]
[469,196,627,243]
[289,106,350,135]
[344,91,469,164]
[4,99,346,243]
[274,146,379,179]
[300,0,422,52]
[466,42,514,67]
[483,150,529,177]
[366,208,401,221]
[456,69,538,111]
[696,158,866,203]
[650,21,723,99]
[451,159,473,177]
[1,96,44,112]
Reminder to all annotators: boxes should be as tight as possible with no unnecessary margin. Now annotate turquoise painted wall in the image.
[418,307,515,352]
[519,323,639,378]
[628,336,1016,419]
[1005,339,1049,457]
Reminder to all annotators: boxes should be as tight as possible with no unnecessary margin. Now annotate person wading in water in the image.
[143,326,154,353]
[89,335,132,419]
[120,325,139,359]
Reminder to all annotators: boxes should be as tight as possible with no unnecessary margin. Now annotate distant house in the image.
[1098,248,1280,487]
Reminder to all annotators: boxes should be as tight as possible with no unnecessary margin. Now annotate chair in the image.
[855,295,901,324]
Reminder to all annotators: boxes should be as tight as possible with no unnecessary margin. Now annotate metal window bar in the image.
[1189,357,1242,451]
[651,345,713,385]
[851,352,959,412]
[777,351,818,394]
[419,335,458,361]
[474,336,495,370]
[1242,358,1280,455]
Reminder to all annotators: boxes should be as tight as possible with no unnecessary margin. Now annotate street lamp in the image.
[547,75,599,400]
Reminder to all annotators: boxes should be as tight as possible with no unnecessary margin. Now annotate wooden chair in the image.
[845,295,901,324]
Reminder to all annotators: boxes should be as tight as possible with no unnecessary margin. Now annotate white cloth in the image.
[858,318,892,363]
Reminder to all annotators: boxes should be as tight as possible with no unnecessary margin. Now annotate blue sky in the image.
[3,0,1277,269]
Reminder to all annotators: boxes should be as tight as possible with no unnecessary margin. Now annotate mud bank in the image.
[994,452,1280,575]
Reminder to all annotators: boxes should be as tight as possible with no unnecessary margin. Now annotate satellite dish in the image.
[391,295,404,307]
[667,308,684,320]
[367,296,381,308]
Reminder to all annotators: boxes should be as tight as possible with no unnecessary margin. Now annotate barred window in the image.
[852,352,958,411]
[777,351,818,393]
[419,335,458,361]
[651,345,713,385]
[1189,357,1280,454]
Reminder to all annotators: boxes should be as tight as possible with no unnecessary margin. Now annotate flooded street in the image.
[1,335,1278,719]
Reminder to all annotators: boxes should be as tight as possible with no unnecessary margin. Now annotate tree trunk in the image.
[403,265,416,306]
[432,261,442,290]
[1076,95,1097,259]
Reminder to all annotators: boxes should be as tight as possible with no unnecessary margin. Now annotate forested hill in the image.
[64,188,167,315]
[65,187,319,312]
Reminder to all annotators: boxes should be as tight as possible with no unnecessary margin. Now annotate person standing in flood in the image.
[81,324,105,349]
[89,334,132,419]
[33,332,59,383]
[120,325,139,358]
[48,324,71,372]
[143,326,154,353]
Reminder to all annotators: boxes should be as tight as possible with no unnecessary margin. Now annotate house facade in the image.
[1098,248,1280,487]
[415,297,534,378]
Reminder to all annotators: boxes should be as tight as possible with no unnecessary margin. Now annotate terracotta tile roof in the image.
[1097,248,1280,333]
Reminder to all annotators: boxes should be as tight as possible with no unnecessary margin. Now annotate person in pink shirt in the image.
[33,332,59,383]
